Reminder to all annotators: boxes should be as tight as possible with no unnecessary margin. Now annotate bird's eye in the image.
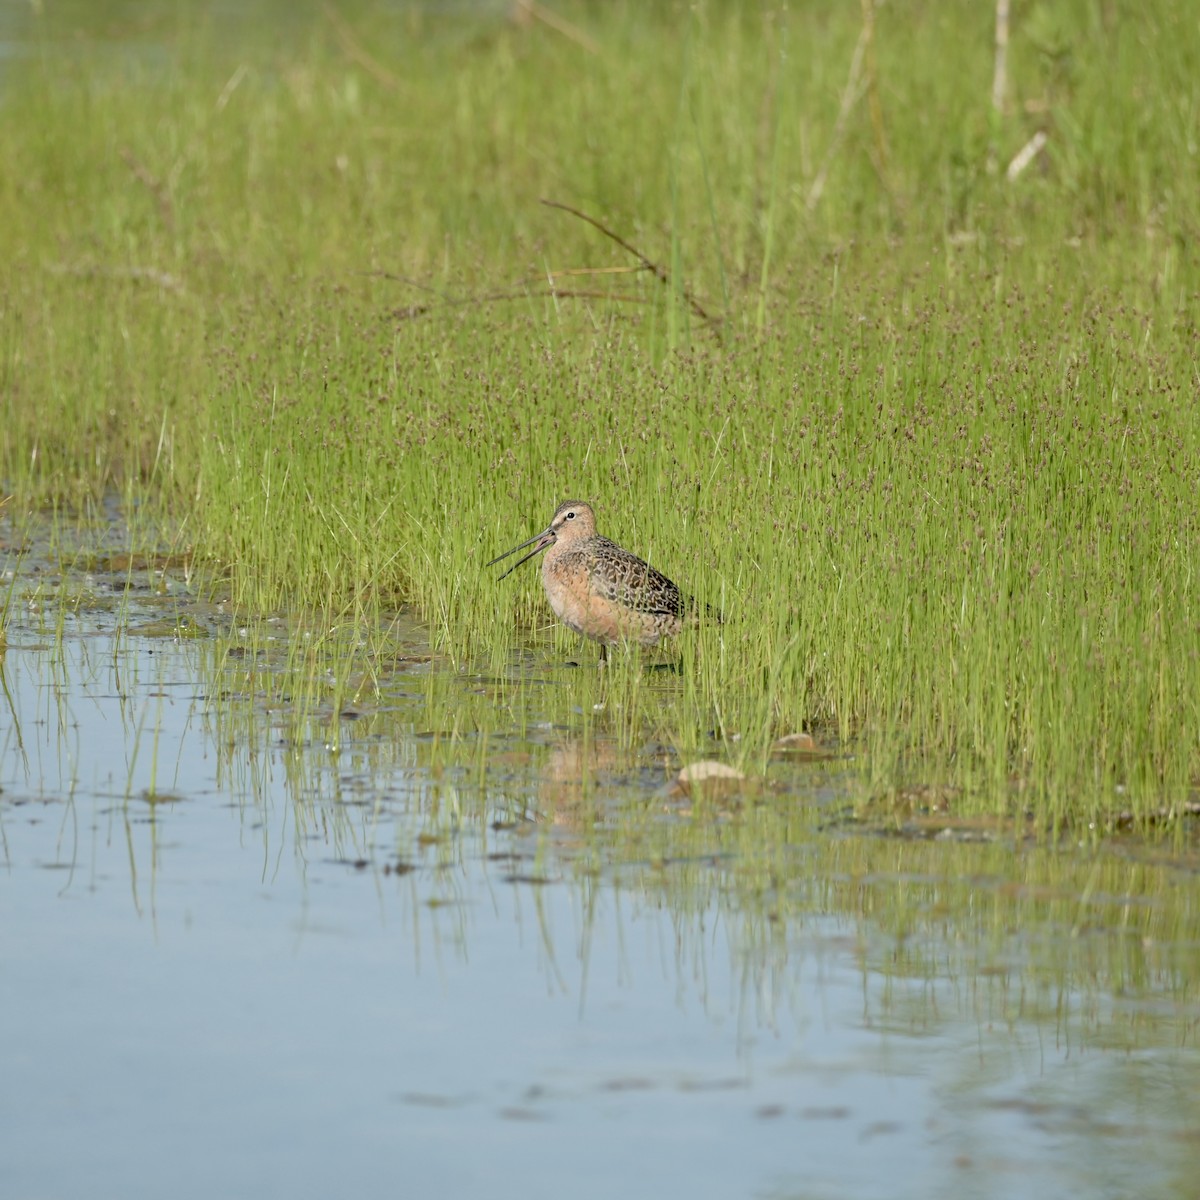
[566,511,575,520]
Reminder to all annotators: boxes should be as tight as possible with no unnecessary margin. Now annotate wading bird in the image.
[487,500,717,662]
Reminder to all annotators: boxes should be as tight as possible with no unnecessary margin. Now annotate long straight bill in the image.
[486,528,554,579]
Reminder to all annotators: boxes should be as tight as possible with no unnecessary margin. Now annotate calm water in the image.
[2,534,1198,1200]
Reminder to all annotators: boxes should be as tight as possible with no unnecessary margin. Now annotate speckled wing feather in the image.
[586,538,687,617]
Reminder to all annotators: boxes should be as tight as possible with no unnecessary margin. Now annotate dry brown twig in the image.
[362,268,649,322]
[806,23,868,212]
[120,147,175,231]
[46,262,184,291]
[539,198,714,324]
[388,286,651,323]
[992,0,1010,114]
[807,0,895,213]
[510,1,599,54]
[860,0,890,185]
[324,3,400,91]
[1005,130,1048,182]
[372,196,714,326]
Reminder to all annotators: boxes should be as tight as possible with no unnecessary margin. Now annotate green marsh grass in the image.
[2,1,1199,827]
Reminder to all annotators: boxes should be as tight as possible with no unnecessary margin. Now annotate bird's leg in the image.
[599,642,608,667]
